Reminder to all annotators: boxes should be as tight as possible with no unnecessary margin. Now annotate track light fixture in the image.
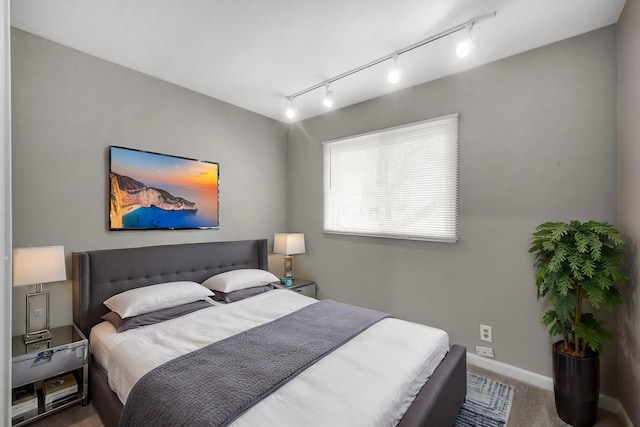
[323,84,334,108]
[285,97,297,120]
[387,54,402,84]
[284,10,496,120]
[456,24,474,58]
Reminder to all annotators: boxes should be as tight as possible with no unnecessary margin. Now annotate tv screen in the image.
[109,146,219,230]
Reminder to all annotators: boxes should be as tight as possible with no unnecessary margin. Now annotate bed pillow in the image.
[201,269,279,293]
[101,299,214,332]
[103,281,214,318]
[211,285,274,303]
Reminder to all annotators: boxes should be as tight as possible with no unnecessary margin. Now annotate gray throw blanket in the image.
[120,300,389,427]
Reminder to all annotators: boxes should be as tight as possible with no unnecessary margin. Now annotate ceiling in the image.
[11,0,626,123]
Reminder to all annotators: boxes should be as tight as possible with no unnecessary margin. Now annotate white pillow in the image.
[201,269,279,293]
[103,281,214,318]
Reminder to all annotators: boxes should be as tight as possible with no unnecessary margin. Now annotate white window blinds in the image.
[323,114,458,242]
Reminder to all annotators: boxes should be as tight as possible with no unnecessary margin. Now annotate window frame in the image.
[322,114,459,243]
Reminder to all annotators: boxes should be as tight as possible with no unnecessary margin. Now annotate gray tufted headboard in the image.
[72,239,268,338]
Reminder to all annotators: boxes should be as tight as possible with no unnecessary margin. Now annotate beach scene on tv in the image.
[109,146,219,230]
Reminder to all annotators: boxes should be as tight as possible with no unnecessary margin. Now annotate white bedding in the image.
[90,290,449,427]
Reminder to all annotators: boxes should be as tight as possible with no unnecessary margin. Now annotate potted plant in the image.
[529,220,626,427]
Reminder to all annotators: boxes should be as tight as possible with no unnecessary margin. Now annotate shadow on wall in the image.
[619,237,639,368]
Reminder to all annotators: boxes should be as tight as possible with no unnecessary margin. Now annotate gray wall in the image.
[617,0,640,424]
[288,27,619,394]
[10,29,288,335]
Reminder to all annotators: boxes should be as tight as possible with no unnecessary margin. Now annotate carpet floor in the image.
[468,365,623,427]
[26,364,624,427]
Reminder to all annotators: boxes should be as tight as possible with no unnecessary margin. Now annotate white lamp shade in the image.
[273,233,305,255]
[13,245,67,287]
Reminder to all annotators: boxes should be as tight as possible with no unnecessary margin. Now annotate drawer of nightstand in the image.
[12,341,87,387]
[293,284,317,298]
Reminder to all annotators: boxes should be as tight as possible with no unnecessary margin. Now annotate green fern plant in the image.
[529,220,626,357]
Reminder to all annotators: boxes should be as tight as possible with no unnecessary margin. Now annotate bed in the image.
[72,239,466,427]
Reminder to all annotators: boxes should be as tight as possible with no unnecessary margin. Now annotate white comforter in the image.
[90,290,449,427]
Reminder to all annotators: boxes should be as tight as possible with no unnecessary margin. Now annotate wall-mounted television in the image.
[109,146,219,230]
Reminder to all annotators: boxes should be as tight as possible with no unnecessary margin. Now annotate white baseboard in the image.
[467,353,634,427]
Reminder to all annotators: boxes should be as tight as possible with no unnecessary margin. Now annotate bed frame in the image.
[72,239,466,427]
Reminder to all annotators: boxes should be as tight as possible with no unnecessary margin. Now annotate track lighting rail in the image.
[286,10,496,103]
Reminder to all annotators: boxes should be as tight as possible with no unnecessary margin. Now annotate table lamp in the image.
[273,233,305,279]
[13,245,67,344]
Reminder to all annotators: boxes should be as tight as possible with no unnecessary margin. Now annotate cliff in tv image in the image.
[110,172,198,228]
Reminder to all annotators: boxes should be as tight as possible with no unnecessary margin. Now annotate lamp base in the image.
[283,256,294,279]
[23,330,52,344]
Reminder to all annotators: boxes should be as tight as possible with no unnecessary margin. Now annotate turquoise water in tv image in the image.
[123,206,209,229]
[122,186,219,229]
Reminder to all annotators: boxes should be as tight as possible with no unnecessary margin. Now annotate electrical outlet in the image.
[476,346,494,358]
[480,324,492,342]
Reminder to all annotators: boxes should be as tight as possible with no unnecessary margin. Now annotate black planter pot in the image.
[552,341,600,427]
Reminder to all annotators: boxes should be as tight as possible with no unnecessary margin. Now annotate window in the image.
[323,114,458,242]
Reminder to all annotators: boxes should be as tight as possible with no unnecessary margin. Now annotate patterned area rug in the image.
[454,373,514,427]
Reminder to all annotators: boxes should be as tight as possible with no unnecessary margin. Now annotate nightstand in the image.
[11,324,88,426]
[272,278,317,298]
